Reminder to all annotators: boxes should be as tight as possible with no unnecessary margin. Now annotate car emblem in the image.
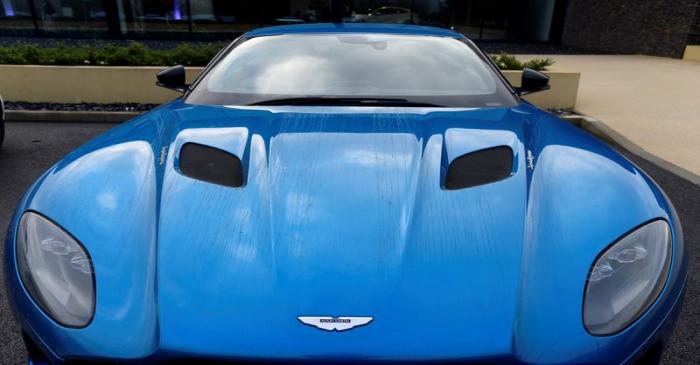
[298,316,373,332]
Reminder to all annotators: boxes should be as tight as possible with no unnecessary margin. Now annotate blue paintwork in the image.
[3,25,686,364]
[244,23,464,38]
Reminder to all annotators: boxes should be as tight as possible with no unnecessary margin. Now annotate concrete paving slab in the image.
[520,55,700,180]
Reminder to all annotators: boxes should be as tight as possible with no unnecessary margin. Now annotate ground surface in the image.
[0,121,698,364]
[0,122,113,364]
[521,55,700,178]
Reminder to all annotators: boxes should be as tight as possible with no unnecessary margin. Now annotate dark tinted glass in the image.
[179,143,244,188]
[445,146,514,190]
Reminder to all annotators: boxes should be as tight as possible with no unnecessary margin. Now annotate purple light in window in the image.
[173,1,181,20]
[3,0,15,16]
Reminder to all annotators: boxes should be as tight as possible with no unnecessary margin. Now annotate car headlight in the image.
[583,220,672,335]
[16,212,95,328]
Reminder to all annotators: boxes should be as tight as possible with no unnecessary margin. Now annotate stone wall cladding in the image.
[561,0,700,57]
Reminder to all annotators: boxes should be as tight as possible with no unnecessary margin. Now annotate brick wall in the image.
[561,0,700,58]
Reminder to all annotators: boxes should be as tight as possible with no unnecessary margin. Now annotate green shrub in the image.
[0,41,225,66]
[489,52,554,71]
[0,43,552,71]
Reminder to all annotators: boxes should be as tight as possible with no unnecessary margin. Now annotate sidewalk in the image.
[522,55,700,180]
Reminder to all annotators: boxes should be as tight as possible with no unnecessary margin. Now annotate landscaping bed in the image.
[0,41,224,66]
[0,42,577,109]
[0,41,554,70]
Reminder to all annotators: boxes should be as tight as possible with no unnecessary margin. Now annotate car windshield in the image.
[186,33,517,108]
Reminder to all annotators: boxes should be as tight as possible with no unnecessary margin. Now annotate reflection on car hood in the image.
[21,101,674,362]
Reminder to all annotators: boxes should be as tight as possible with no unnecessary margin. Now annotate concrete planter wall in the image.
[0,65,579,109]
[0,65,203,104]
[683,45,700,62]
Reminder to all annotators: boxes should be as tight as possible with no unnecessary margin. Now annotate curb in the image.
[560,112,700,186]
[5,110,140,124]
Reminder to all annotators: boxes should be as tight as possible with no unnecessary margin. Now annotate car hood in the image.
[157,105,527,361]
[14,101,676,363]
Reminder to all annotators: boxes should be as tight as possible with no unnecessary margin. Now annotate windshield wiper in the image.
[249,97,444,107]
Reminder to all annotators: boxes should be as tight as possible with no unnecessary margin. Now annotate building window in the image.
[32,0,109,36]
[0,0,36,35]
[113,0,189,37]
[0,0,565,42]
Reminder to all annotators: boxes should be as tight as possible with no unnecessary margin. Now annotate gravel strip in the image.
[4,101,158,113]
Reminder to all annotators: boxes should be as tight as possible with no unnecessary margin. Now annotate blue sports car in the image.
[4,24,686,364]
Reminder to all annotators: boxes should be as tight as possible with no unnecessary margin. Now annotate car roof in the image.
[244,23,464,39]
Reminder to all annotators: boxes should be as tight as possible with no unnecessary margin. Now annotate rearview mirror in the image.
[517,68,550,95]
[156,65,188,92]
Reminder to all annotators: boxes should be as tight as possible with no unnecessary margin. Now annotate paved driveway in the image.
[0,121,698,364]
[524,55,700,181]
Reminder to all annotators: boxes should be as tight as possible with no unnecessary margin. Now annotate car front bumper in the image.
[19,278,685,365]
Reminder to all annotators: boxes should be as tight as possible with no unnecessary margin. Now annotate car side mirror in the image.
[156,65,188,92]
[517,68,550,95]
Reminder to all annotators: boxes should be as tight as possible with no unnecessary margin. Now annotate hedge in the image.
[0,42,225,66]
[489,52,554,71]
[0,42,554,70]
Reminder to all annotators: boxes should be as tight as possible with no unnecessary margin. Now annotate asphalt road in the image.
[0,122,113,364]
[0,121,698,364]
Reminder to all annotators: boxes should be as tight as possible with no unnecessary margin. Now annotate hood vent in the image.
[179,143,243,188]
[445,146,513,190]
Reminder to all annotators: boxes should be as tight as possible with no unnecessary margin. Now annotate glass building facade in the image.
[690,5,700,45]
[0,0,568,42]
